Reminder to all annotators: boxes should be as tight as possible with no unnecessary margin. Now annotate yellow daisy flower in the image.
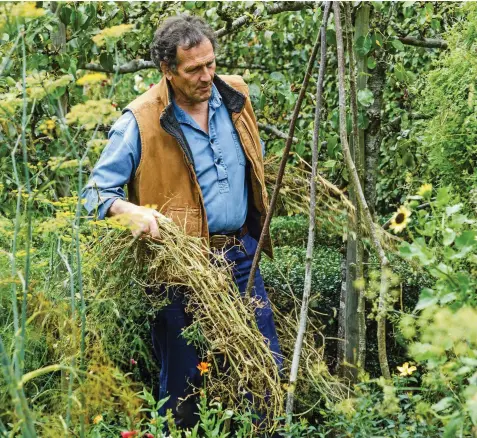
[397,362,417,377]
[389,206,411,234]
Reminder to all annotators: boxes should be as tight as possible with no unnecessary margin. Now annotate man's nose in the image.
[200,66,212,82]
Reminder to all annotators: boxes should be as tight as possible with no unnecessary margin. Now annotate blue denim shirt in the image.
[82,84,263,233]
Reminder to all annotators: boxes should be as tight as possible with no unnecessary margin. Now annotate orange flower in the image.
[93,414,103,424]
[197,362,210,376]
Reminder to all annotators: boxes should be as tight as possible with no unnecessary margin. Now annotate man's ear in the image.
[160,61,173,81]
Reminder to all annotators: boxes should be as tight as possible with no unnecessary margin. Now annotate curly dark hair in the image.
[150,15,218,72]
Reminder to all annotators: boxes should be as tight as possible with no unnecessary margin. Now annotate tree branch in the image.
[216,1,317,38]
[84,59,155,74]
[399,35,448,49]
[84,2,320,74]
[258,122,298,144]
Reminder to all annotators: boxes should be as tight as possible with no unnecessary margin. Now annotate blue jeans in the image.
[150,232,282,428]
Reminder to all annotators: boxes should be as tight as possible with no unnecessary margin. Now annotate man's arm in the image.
[81,111,167,238]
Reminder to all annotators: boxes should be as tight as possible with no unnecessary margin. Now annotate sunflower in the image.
[417,183,432,198]
[389,206,411,233]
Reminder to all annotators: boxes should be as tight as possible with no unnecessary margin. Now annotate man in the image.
[82,15,282,429]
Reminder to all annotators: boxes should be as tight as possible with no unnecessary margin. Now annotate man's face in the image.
[164,38,216,104]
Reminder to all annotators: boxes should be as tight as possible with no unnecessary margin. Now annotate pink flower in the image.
[120,431,138,438]
[130,358,137,366]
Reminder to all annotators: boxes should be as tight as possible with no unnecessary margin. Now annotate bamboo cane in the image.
[286,1,331,419]
[244,3,325,299]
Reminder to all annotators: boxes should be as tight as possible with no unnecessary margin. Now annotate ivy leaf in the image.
[357,88,374,107]
[355,35,372,57]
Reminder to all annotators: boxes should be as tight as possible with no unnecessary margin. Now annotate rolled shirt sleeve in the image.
[81,111,141,219]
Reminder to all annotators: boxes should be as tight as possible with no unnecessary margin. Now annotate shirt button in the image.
[211,138,215,144]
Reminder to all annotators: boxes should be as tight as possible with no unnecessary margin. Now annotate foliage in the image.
[319,185,477,437]
[0,0,475,436]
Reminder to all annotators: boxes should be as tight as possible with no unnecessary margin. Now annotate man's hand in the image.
[107,199,170,239]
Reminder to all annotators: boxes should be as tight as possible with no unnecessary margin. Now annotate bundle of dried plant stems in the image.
[90,207,345,430]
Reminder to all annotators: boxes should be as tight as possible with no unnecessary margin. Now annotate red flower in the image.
[120,431,138,438]
[130,358,137,366]
[145,434,154,438]
[149,83,155,89]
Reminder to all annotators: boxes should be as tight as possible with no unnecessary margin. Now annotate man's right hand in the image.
[107,199,171,239]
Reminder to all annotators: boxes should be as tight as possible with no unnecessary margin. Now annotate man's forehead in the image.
[176,39,215,68]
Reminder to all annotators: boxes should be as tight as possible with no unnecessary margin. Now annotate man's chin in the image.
[194,91,211,102]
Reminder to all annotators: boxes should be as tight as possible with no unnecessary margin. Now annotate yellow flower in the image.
[397,362,417,377]
[9,2,45,19]
[417,183,433,198]
[197,362,210,376]
[93,414,103,424]
[389,206,411,234]
[92,24,134,47]
[76,73,108,86]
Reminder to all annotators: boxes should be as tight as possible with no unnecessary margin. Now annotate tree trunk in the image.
[333,1,391,379]
[339,2,369,382]
[354,3,370,372]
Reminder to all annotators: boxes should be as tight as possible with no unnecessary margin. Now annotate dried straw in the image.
[88,217,283,430]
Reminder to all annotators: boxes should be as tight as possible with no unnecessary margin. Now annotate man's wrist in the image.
[107,198,131,217]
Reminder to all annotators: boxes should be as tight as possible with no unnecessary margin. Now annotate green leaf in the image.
[270,71,285,82]
[367,56,376,69]
[355,35,372,57]
[451,231,477,259]
[445,203,462,216]
[323,160,336,168]
[99,52,114,72]
[392,39,406,51]
[415,288,438,310]
[59,6,72,25]
[357,88,374,107]
[436,187,452,207]
[394,63,407,82]
[443,417,463,438]
[432,397,453,413]
[442,228,456,246]
[248,83,260,99]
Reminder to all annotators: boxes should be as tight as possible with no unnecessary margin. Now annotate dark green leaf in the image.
[355,35,372,57]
